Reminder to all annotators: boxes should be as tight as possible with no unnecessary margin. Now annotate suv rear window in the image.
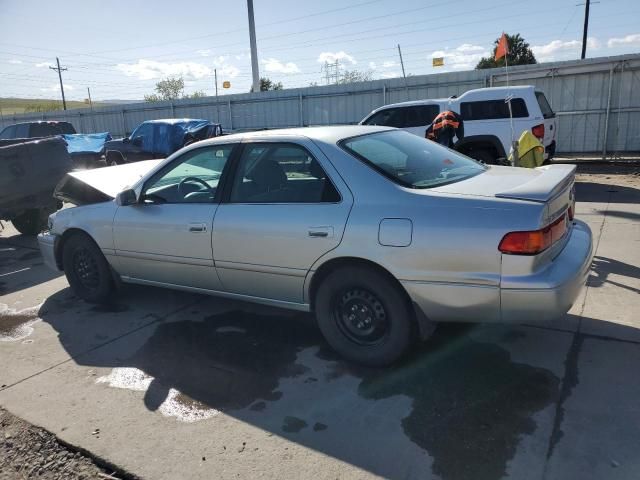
[460,98,528,120]
[340,130,485,189]
[535,92,555,119]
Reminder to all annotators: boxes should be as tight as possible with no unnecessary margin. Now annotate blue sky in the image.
[1,0,639,101]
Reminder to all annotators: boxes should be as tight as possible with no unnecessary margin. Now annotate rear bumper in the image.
[501,220,593,323]
[37,232,61,271]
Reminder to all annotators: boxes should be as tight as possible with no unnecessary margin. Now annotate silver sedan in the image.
[38,126,593,366]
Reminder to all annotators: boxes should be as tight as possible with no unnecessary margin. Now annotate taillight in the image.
[499,214,568,255]
[532,123,545,139]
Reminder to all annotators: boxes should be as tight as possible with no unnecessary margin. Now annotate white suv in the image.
[360,86,557,164]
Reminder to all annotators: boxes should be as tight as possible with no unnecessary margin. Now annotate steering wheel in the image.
[178,176,214,198]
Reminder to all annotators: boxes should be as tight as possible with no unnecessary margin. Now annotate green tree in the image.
[476,33,537,69]
[259,77,283,91]
[338,69,374,84]
[185,90,207,99]
[145,77,185,102]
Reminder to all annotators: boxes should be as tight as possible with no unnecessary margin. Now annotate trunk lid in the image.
[431,164,576,224]
[55,159,161,205]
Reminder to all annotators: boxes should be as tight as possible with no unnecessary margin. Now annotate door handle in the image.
[188,223,207,232]
[308,226,333,238]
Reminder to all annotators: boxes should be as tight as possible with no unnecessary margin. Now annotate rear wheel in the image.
[62,233,114,303]
[106,151,124,166]
[12,209,47,235]
[315,266,414,367]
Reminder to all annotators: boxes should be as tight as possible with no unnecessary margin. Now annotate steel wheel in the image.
[332,288,389,346]
[72,247,100,290]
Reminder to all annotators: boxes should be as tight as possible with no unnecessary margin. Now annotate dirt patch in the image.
[575,163,640,188]
[0,306,39,342]
[0,407,124,480]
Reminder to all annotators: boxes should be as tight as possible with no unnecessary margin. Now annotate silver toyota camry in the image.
[38,126,593,366]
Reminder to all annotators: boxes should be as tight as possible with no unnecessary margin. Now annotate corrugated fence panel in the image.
[1,53,639,154]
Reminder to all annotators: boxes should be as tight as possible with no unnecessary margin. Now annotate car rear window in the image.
[535,92,555,119]
[340,130,486,189]
[460,98,528,120]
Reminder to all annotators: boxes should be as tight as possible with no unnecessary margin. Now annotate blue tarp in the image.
[62,132,112,155]
[149,119,214,156]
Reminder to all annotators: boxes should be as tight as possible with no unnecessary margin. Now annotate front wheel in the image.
[315,266,414,367]
[62,233,114,303]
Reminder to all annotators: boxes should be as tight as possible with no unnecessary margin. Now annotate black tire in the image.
[468,149,498,165]
[62,233,114,303]
[12,209,47,235]
[106,152,123,166]
[315,266,414,367]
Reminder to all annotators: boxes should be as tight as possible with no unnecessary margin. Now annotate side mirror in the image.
[132,136,143,147]
[122,136,130,144]
[115,188,137,206]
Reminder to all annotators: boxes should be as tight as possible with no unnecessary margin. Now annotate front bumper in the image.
[37,232,61,271]
[501,220,593,323]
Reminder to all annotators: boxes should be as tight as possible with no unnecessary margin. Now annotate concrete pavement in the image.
[0,169,639,480]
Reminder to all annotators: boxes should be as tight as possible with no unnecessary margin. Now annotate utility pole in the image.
[49,57,68,110]
[397,44,409,99]
[581,0,590,59]
[87,87,96,132]
[214,69,220,124]
[247,0,260,93]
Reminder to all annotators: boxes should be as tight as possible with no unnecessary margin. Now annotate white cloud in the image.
[532,37,600,62]
[8,59,22,64]
[317,51,356,65]
[369,60,396,71]
[40,83,74,92]
[261,57,300,74]
[197,49,212,57]
[380,72,400,79]
[115,59,227,80]
[607,33,640,48]
[35,61,53,68]
[430,43,489,71]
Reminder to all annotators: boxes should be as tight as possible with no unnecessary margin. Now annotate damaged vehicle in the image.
[104,118,223,165]
[1,136,72,235]
[39,126,593,366]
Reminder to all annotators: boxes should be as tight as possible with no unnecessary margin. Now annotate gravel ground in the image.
[0,407,122,480]
[575,162,640,187]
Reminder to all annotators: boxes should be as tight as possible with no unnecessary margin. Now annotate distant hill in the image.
[0,97,129,116]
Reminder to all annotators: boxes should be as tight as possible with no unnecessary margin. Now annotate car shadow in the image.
[31,287,595,480]
[588,256,640,294]
[575,181,639,203]
[0,232,62,297]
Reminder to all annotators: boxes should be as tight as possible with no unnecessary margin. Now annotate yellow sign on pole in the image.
[432,57,444,67]
[222,81,231,89]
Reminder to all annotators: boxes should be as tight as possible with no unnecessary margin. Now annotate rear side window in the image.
[230,143,341,203]
[56,122,76,134]
[535,92,555,119]
[405,105,440,127]
[30,123,60,137]
[460,98,528,120]
[0,125,16,139]
[15,124,29,138]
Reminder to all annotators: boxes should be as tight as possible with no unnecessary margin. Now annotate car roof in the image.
[4,120,71,127]
[188,125,393,147]
[370,85,536,112]
[143,118,209,125]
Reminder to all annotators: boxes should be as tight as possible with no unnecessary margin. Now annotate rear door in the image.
[212,139,353,304]
[403,105,440,137]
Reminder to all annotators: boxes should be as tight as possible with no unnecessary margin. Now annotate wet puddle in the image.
[0,304,40,342]
[351,326,561,480]
[96,310,318,422]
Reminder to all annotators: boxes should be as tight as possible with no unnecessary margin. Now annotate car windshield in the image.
[340,130,486,188]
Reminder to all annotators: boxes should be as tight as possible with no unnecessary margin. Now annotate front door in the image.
[212,141,353,304]
[112,144,236,290]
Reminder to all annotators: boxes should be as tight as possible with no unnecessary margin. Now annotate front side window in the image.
[230,143,340,203]
[0,125,16,139]
[405,105,440,127]
[131,122,154,150]
[341,130,486,189]
[362,108,406,128]
[30,123,59,137]
[460,98,528,120]
[142,145,234,204]
[15,124,30,138]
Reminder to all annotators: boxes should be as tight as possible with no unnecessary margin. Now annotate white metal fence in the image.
[1,53,639,156]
